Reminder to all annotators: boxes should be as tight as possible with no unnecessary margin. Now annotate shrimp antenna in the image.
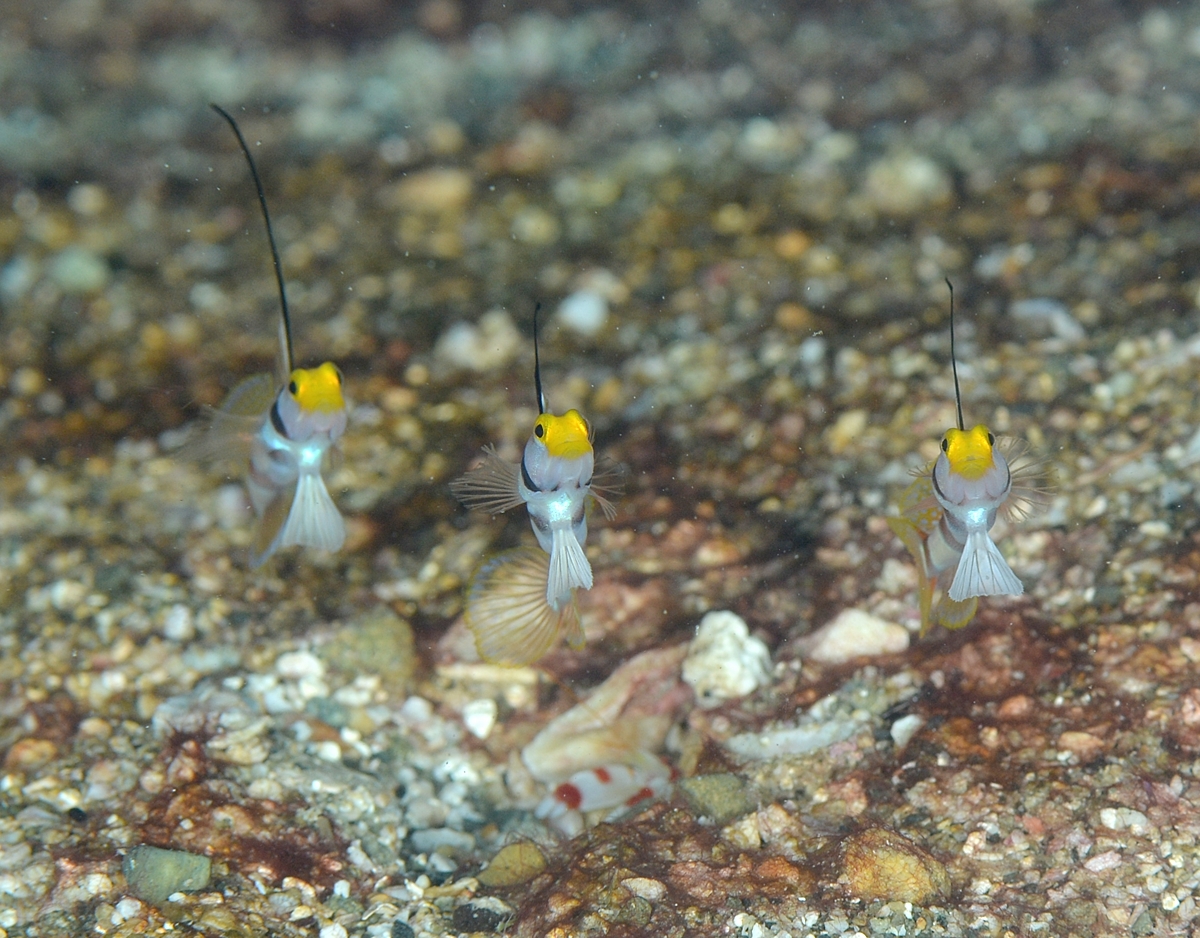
[946,277,965,432]
[532,302,546,414]
[211,104,295,375]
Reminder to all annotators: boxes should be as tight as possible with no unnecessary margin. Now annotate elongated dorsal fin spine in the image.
[211,103,295,375]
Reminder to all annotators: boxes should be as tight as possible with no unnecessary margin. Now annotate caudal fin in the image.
[948,529,1023,601]
[548,525,593,606]
[278,472,346,554]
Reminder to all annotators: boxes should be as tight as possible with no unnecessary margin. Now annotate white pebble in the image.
[112,898,142,923]
[162,604,195,642]
[1084,850,1122,873]
[319,924,348,938]
[275,650,325,681]
[1009,297,1085,343]
[556,290,608,337]
[461,699,498,739]
[890,713,924,749]
[863,152,950,216]
[50,245,110,294]
[682,610,772,708]
[805,608,909,665]
[434,309,521,372]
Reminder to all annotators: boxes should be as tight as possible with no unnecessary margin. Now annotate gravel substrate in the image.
[4,1,1200,936]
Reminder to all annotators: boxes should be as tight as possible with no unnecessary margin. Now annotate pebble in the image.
[451,897,514,933]
[434,309,522,372]
[122,845,212,904]
[387,168,473,213]
[804,608,909,665]
[556,290,608,337]
[50,245,109,294]
[862,152,951,217]
[839,827,950,905]
[889,714,924,749]
[681,610,772,708]
[676,773,757,824]
[510,206,560,244]
[460,698,497,739]
[621,876,667,901]
[476,843,547,887]
[1010,297,1086,343]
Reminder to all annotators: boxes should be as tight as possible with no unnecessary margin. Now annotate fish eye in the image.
[986,431,995,446]
[534,423,545,438]
[288,380,299,395]
[940,437,950,453]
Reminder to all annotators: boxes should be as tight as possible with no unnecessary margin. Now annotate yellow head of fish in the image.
[533,409,593,460]
[940,424,996,480]
[288,362,345,414]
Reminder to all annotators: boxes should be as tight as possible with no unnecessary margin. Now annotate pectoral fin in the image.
[450,445,525,514]
[250,481,297,568]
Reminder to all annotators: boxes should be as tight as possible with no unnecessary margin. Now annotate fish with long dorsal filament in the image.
[451,304,622,665]
[887,280,1048,634]
[189,105,348,567]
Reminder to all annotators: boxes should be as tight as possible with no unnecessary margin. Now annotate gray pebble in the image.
[122,845,212,904]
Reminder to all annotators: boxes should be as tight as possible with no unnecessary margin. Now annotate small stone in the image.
[1057,730,1106,763]
[824,408,867,455]
[409,827,475,857]
[434,309,522,372]
[840,827,950,904]
[275,650,325,681]
[461,699,497,739]
[391,921,415,938]
[556,290,608,337]
[997,694,1035,721]
[161,604,194,642]
[50,245,109,294]
[620,876,666,901]
[319,925,348,938]
[320,607,416,696]
[4,738,57,770]
[805,608,909,665]
[476,843,547,887]
[511,206,560,244]
[863,152,951,216]
[388,168,473,213]
[452,897,514,933]
[1010,297,1085,343]
[682,610,772,708]
[890,714,924,749]
[122,845,212,904]
[677,773,757,824]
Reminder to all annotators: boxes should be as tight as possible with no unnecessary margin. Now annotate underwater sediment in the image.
[3,0,1200,935]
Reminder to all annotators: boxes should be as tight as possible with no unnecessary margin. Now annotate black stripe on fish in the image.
[269,398,288,438]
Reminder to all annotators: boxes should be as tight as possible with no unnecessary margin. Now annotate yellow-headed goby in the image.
[194,105,348,567]
[450,306,619,665]
[888,280,1045,634]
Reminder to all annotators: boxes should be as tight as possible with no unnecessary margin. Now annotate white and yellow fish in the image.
[888,281,1046,634]
[193,105,348,568]
[451,307,619,665]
